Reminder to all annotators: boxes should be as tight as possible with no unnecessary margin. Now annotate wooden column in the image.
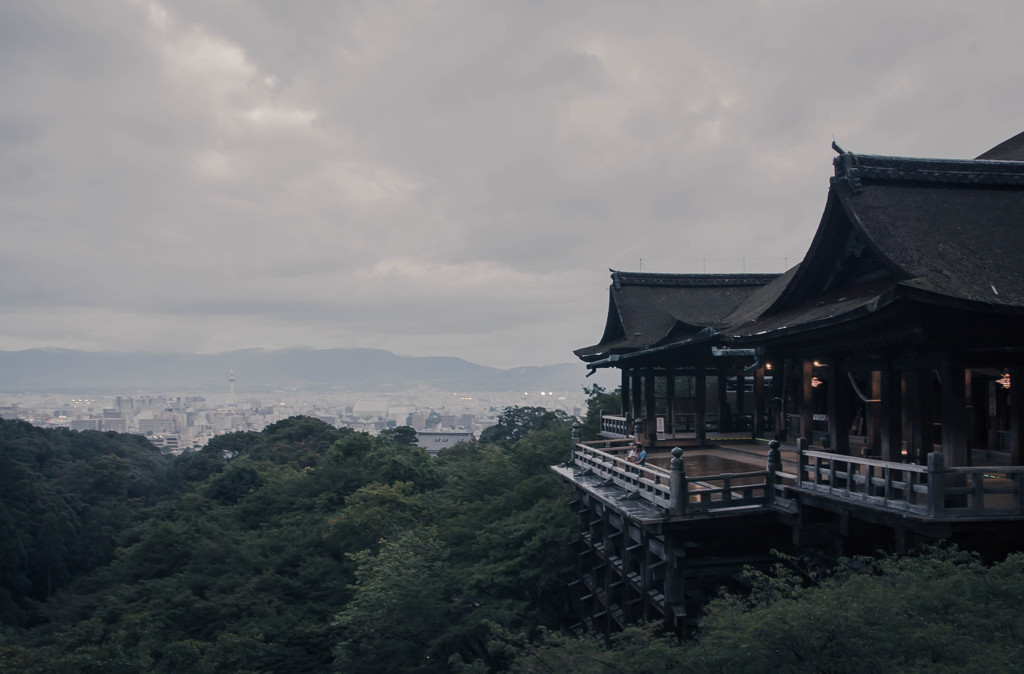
[754,366,766,438]
[901,371,911,459]
[1009,368,1024,465]
[717,369,729,433]
[665,545,686,618]
[735,370,746,433]
[665,370,676,436]
[828,358,852,455]
[906,368,935,464]
[644,368,656,441]
[868,370,882,456]
[966,371,985,451]
[631,371,643,425]
[801,359,814,445]
[620,370,631,416]
[880,362,902,461]
[695,369,707,446]
[940,355,968,467]
[778,359,792,442]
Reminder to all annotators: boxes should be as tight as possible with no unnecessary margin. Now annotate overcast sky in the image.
[2,1,1022,368]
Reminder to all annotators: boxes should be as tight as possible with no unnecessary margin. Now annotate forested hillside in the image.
[0,413,577,672]
[3,409,1024,673]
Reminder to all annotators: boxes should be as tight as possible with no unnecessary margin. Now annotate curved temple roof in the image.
[578,132,1024,366]
[575,271,778,362]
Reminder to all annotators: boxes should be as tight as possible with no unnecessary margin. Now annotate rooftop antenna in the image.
[227,369,237,407]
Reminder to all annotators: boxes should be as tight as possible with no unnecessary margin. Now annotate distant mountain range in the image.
[0,348,616,394]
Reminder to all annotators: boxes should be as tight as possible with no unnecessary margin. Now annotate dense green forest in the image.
[2,396,1024,673]
[0,409,578,672]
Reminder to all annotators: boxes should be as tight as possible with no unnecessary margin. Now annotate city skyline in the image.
[4,2,1024,368]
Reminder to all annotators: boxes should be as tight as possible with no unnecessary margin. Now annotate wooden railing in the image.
[570,435,1024,521]
[572,441,776,516]
[798,449,930,516]
[931,464,1024,518]
[573,441,672,510]
[599,414,630,437]
[797,448,1024,519]
[686,469,771,510]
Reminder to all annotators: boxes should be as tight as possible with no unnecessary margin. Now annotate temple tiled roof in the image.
[578,132,1024,364]
[736,147,1024,341]
[574,271,778,361]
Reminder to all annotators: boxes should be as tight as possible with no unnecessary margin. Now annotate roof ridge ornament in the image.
[831,140,863,193]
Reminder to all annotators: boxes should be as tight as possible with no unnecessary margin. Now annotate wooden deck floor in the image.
[645,442,797,477]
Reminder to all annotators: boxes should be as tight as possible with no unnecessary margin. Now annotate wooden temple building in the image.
[553,132,1024,635]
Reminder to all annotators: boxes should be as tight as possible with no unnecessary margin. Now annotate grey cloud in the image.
[3,1,1024,368]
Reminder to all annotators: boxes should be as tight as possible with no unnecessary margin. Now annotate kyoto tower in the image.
[227,369,237,407]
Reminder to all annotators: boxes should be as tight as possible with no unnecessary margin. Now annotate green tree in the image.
[686,548,1024,673]
[480,406,571,445]
[206,465,263,504]
[579,384,622,440]
[379,425,419,447]
[322,481,429,556]
[333,529,453,673]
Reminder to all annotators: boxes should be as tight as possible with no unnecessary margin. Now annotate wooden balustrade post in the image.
[670,447,687,516]
[927,452,946,517]
[570,423,579,465]
[796,437,808,486]
[767,440,781,503]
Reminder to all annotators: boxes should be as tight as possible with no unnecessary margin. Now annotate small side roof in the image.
[575,270,778,361]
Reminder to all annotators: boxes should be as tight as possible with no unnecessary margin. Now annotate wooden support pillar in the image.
[776,360,788,441]
[966,370,984,451]
[631,372,643,428]
[1009,368,1024,465]
[893,526,908,555]
[940,355,969,467]
[901,372,911,459]
[644,368,656,443]
[754,366,766,438]
[906,368,935,464]
[620,370,631,416]
[717,369,729,433]
[736,370,746,433]
[665,546,686,615]
[641,530,652,621]
[665,370,676,436]
[801,359,814,445]
[880,362,902,461]
[828,358,851,455]
[695,369,707,446]
[868,371,882,456]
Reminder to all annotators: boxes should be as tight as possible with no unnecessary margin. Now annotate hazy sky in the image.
[3,1,1022,368]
